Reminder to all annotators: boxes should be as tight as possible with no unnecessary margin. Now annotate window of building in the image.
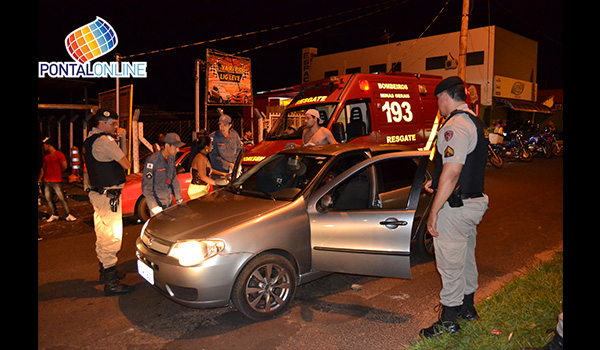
[426,56,447,70]
[466,51,484,66]
[324,70,338,78]
[390,62,402,72]
[346,67,361,74]
[369,64,386,73]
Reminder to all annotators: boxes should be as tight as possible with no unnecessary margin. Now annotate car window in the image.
[176,151,191,173]
[315,152,368,192]
[232,153,330,200]
[328,167,371,211]
[374,158,420,210]
[267,104,337,141]
[333,101,371,142]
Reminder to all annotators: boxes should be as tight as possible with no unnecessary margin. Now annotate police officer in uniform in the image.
[421,76,489,338]
[142,132,185,216]
[83,109,134,295]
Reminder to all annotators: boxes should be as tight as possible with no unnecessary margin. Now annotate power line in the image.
[120,0,403,60]
[234,1,402,55]
[389,0,452,72]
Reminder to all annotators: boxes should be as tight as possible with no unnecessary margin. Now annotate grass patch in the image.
[405,251,563,350]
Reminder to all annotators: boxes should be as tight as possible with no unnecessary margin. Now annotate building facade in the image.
[302,25,559,130]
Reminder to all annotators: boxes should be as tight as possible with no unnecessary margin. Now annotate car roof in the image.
[278,143,423,157]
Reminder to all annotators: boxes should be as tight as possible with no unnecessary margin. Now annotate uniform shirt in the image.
[42,150,66,182]
[85,127,127,189]
[436,105,478,165]
[88,127,126,164]
[142,150,183,210]
[209,129,243,173]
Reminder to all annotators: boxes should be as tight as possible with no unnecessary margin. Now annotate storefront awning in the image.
[493,97,553,114]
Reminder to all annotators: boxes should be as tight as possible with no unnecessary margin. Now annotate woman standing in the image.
[188,136,228,199]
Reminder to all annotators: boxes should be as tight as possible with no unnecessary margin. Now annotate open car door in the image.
[307,151,430,279]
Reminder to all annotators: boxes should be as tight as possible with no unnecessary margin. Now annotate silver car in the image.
[136,143,434,320]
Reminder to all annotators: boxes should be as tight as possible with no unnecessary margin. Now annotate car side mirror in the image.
[319,195,334,212]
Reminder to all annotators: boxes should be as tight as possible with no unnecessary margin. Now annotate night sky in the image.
[37,0,563,112]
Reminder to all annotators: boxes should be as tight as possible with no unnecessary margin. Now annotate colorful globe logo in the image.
[65,17,118,64]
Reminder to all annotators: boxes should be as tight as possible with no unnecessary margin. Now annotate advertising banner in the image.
[206,49,252,105]
[493,75,537,102]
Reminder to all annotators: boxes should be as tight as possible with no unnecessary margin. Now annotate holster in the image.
[88,187,122,212]
[104,189,122,212]
[447,187,464,208]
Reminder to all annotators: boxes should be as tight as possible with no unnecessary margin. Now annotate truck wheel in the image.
[135,196,151,222]
[231,253,296,320]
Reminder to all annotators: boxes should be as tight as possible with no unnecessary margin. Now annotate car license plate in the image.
[137,259,154,285]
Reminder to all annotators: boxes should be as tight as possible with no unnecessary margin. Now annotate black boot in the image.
[99,263,126,284]
[104,266,135,295]
[420,304,461,338]
[459,292,480,321]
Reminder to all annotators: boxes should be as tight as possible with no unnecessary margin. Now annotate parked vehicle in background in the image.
[500,130,533,162]
[243,72,460,170]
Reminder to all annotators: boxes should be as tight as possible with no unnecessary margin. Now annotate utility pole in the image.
[195,59,201,135]
[457,0,469,81]
[115,53,121,115]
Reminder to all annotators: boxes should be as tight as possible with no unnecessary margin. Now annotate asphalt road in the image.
[37,156,563,350]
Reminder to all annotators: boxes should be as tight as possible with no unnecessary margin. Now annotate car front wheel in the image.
[135,196,151,222]
[231,253,297,320]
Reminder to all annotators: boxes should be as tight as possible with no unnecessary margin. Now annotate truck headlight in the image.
[168,240,225,267]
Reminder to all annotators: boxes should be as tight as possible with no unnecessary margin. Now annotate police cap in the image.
[94,108,119,120]
[435,76,464,96]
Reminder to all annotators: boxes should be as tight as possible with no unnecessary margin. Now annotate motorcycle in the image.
[549,132,563,157]
[488,143,503,168]
[501,130,533,162]
[526,131,553,158]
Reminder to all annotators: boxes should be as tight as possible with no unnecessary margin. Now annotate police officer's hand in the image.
[424,179,434,194]
[427,212,439,237]
[150,206,163,216]
[117,127,127,139]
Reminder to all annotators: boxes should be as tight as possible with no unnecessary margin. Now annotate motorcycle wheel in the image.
[543,143,552,158]
[520,148,533,162]
[489,153,503,168]
[552,143,563,157]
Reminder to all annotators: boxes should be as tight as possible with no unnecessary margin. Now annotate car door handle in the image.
[379,217,408,228]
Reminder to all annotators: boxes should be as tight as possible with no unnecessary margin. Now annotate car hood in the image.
[144,189,290,242]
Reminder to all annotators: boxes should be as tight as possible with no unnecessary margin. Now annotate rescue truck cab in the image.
[243,72,445,168]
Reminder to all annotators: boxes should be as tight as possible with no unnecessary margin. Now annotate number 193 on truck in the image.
[243,72,473,168]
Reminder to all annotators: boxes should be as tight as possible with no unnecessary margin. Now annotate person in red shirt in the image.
[39,138,76,222]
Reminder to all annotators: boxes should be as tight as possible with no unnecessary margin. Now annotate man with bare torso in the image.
[301,109,338,146]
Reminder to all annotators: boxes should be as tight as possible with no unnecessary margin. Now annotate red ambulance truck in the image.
[243,72,447,168]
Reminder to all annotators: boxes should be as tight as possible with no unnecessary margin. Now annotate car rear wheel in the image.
[231,253,297,320]
[413,215,435,259]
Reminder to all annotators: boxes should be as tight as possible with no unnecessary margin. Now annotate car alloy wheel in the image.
[232,253,296,320]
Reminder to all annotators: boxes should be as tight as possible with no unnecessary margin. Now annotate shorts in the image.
[188,183,210,200]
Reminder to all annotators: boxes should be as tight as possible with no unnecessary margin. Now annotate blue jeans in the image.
[44,181,71,216]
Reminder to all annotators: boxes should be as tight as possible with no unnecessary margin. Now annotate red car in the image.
[121,147,211,221]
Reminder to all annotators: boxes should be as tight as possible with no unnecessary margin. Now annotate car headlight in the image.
[168,240,225,267]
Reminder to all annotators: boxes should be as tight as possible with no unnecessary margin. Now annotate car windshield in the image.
[229,153,331,200]
[266,104,337,141]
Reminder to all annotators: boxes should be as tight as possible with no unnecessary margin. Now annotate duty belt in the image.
[460,192,483,200]
[88,187,122,212]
